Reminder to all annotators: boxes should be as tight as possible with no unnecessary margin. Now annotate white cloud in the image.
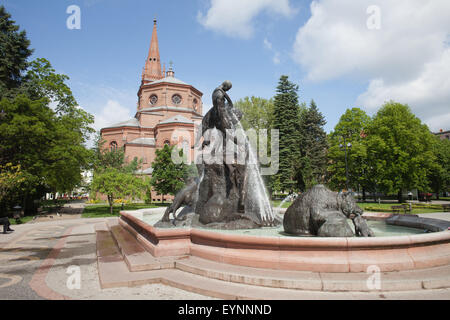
[93,100,133,132]
[292,0,450,130]
[356,49,450,131]
[198,0,296,39]
[264,38,281,65]
[273,52,281,65]
[263,38,272,50]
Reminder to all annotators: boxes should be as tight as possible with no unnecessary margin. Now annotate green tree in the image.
[0,6,33,97]
[234,96,274,132]
[0,95,57,210]
[0,163,25,214]
[327,108,371,197]
[365,101,436,203]
[271,76,303,193]
[234,96,277,194]
[91,168,145,215]
[150,145,188,200]
[297,100,328,190]
[428,137,450,199]
[92,134,127,171]
[0,7,94,212]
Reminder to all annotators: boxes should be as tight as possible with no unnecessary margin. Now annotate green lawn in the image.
[357,202,445,214]
[9,216,35,225]
[82,203,167,218]
[271,200,292,208]
[270,200,445,213]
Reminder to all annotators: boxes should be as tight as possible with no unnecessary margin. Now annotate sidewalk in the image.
[1,216,450,300]
[0,218,211,300]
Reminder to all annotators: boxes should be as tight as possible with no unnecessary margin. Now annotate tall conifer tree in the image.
[0,6,33,97]
[272,76,302,193]
[298,100,328,190]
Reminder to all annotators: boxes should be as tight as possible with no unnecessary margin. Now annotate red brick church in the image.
[100,20,203,200]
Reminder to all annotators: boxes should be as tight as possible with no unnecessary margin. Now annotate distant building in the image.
[435,129,450,140]
[99,20,203,201]
[46,170,92,200]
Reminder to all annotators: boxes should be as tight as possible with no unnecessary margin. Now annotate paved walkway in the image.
[0,204,449,300]
[418,212,450,222]
[0,217,212,300]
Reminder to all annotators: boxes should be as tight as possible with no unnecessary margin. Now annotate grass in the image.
[270,200,446,213]
[357,202,445,214]
[271,200,292,208]
[82,203,168,218]
[9,216,35,225]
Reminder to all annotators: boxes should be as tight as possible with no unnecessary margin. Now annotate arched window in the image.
[110,141,118,152]
[150,94,158,105]
[172,94,182,105]
[193,98,198,111]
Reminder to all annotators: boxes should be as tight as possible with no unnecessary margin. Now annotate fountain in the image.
[156,80,277,230]
[118,81,450,275]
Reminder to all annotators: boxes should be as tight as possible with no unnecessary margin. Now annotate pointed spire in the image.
[143,18,163,81]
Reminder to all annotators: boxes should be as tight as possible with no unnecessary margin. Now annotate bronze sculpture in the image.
[283,184,374,237]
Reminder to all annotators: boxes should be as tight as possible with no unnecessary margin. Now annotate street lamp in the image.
[339,136,352,191]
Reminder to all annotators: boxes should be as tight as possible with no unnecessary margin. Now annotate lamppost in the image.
[339,136,352,191]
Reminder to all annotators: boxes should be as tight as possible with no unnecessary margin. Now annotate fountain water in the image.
[277,194,297,209]
[228,109,275,225]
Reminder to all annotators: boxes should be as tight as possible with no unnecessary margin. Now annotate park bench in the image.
[391,205,411,214]
[442,204,450,212]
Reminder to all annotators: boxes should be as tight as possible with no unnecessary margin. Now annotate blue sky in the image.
[2,0,449,135]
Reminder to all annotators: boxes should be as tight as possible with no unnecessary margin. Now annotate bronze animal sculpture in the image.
[161,178,198,222]
[283,184,374,237]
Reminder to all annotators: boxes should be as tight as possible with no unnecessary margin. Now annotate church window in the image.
[150,94,158,105]
[110,141,118,152]
[172,94,182,105]
[193,98,198,111]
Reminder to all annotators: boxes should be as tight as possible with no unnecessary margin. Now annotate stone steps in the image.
[95,221,450,298]
[106,220,183,271]
[176,256,450,292]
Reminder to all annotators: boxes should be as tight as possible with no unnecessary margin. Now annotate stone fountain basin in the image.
[119,209,450,273]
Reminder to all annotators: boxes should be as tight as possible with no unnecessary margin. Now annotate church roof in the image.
[103,118,140,129]
[147,75,188,85]
[127,137,156,146]
[159,115,193,125]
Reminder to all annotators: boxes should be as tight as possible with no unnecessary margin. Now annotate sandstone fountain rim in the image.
[119,210,450,273]
[120,210,450,249]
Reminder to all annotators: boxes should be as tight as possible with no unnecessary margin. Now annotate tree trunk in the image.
[435,186,440,200]
[362,187,366,202]
[108,195,113,215]
[397,190,403,203]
